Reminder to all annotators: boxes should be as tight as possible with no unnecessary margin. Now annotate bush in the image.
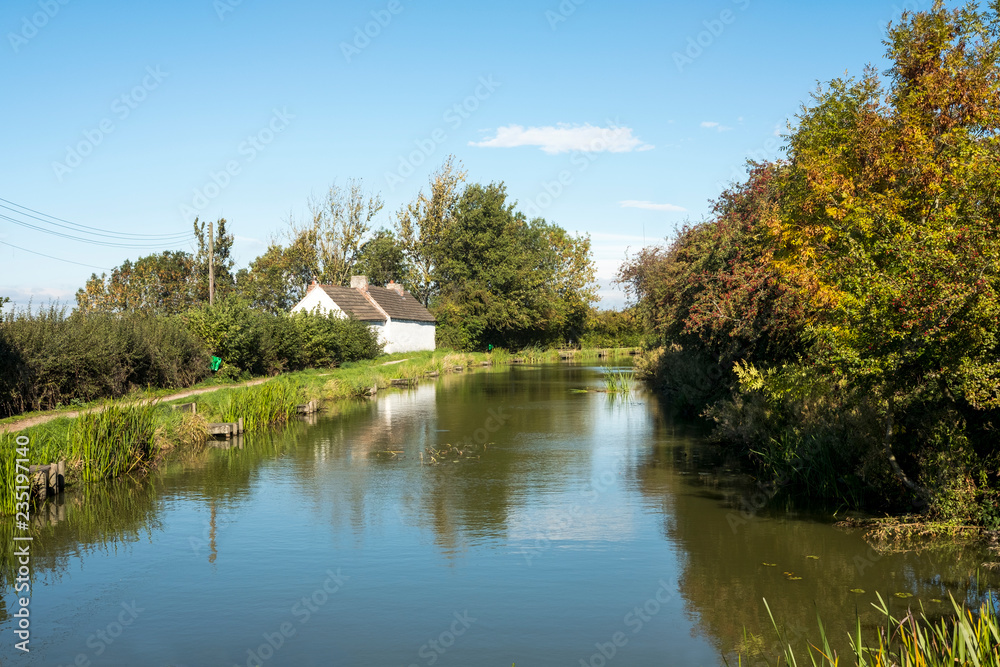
[0,306,210,417]
[181,297,382,377]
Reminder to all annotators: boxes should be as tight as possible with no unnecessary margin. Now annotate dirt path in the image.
[0,377,271,434]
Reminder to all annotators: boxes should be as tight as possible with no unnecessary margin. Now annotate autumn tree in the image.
[76,250,197,314]
[235,230,319,314]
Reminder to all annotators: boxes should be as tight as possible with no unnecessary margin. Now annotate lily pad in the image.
[930,598,942,603]
[761,563,777,567]
[894,592,913,599]
[787,576,803,581]
[806,555,820,560]
[849,588,865,594]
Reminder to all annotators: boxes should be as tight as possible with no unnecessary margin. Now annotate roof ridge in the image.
[359,287,390,321]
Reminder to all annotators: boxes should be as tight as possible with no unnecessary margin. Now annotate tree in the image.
[193,217,236,302]
[290,179,385,286]
[236,231,318,314]
[76,250,197,314]
[434,181,598,349]
[351,229,409,287]
[397,155,467,306]
[774,0,1000,503]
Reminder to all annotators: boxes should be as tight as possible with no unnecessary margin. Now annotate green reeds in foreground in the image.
[751,594,1000,666]
[217,379,300,432]
[602,368,634,394]
[68,402,160,483]
[0,434,19,515]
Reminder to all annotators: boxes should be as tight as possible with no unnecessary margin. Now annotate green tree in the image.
[236,231,318,314]
[290,179,385,286]
[434,182,597,349]
[351,229,409,287]
[76,250,197,314]
[397,155,467,306]
[193,217,236,302]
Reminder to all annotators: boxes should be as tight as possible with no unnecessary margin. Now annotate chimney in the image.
[307,278,318,293]
[387,280,404,296]
[350,275,369,291]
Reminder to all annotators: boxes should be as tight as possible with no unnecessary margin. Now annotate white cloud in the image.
[470,123,653,154]
[701,120,733,132]
[619,200,686,212]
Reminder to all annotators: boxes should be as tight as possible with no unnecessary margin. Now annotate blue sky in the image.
[0,0,933,309]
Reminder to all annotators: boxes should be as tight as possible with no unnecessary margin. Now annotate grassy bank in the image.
[0,348,638,515]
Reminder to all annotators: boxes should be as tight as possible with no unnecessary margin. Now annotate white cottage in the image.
[291,276,436,354]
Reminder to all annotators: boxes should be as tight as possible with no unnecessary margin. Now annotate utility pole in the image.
[209,220,215,306]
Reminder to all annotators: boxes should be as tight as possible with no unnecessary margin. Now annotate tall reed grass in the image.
[740,594,1000,666]
[215,380,300,432]
[602,368,634,394]
[68,403,160,483]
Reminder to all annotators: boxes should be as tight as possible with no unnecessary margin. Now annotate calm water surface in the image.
[2,365,996,666]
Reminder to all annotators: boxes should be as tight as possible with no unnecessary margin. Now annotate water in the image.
[2,365,996,666]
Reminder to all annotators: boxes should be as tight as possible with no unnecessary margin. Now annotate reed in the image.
[67,402,160,483]
[602,368,634,394]
[215,379,300,432]
[740,594,1000,666]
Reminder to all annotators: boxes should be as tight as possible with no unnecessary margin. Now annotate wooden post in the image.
[34,468,47,501]
[237,417,244,436]
[57,460,66,493]
[208,219,215,306]
[48,462,57,496]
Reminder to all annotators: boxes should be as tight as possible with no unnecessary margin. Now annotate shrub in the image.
[0,306,210,417]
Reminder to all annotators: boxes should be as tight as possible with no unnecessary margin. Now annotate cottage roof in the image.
[317,286,386,321]
[366,286,436,323]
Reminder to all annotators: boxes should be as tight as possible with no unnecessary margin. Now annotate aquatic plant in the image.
[737,594,1000,666]
[216,380,300,432]
[68,402,160,483]
[602,368,634,394]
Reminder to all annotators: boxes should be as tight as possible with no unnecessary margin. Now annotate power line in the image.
[0,197,195,241]
[0,203,193,242]
[0,213,194,249]
[0,240,111,271]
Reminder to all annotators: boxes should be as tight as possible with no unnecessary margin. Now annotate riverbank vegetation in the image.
[0,301,381,419]
[622,1,1000,528]
[737,595,1000,666]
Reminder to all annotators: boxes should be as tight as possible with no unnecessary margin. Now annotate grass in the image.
[732,594,1000,666]
[602,368,635,394]
[68,402,160,483]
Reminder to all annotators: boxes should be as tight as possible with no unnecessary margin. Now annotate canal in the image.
[2,364,996,665]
